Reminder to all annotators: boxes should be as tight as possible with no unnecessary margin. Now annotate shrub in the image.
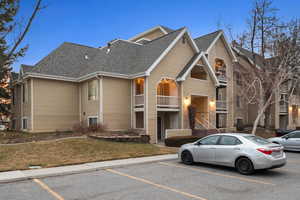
[72,121,106,134]
[165,135,203,147]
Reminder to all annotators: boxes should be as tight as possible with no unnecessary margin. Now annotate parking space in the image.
[0,152,299,200]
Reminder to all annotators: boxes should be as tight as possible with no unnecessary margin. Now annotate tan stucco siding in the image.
[103,77,131,130]
[182,71,216,129]
[80,78,100,123]
[208,38,235,129]
[133,29,165,42]
[147,36,195,143]
[11,84,22,130]
[33,78,79,132]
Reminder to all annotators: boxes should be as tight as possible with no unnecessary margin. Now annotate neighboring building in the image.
[233,46,300,130]
[11,25,238,143]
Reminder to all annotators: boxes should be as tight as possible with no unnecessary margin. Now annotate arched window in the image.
[215,58,226,81]
[157,78,178,96]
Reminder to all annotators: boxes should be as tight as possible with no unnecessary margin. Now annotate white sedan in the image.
[269,131,300,151]
[178,133,286,175]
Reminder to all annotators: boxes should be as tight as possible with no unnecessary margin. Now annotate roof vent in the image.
[106,42,111,54]
[84,55,89,60]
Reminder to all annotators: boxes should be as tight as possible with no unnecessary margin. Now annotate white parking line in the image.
[158,162,275,186]
[106,168,208,200]
[33,179,65,200]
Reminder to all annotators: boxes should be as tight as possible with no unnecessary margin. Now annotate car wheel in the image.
[181,150,194,165]
[235,157,254,175]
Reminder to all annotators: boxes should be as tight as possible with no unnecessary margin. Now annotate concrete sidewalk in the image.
[0,154,178,183]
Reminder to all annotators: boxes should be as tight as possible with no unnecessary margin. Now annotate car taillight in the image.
[257,148,273,155]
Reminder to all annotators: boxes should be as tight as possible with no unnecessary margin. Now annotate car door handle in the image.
[234,147,240,150]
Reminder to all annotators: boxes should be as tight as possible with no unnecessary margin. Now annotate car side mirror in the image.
[195,142,201,146]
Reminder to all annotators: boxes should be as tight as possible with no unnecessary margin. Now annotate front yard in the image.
[0,138,176,172]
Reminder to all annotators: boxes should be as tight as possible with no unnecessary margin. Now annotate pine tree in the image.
[0,0,42,118]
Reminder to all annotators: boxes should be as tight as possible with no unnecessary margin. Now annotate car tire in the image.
[235,157,254,175]
[181,150,194,165]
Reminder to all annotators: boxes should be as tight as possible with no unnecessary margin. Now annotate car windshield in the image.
[243,135,271,145]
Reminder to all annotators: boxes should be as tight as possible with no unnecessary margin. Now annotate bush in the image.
[165,135,202,147]
[72,121,106,134]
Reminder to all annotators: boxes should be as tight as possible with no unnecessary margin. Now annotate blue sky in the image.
[12,0,300,72]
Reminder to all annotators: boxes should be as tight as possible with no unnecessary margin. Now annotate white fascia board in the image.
[23,73,77,82]
[145,28,187,76]
[176,52,203,81]
[206,31,237,62]
[186,30,200,53]
[202,53,220,86]
[129,26,168,41]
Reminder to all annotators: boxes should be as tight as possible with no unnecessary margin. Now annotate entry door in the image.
[157,117,162,141]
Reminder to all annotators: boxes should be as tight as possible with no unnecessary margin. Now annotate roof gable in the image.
[129,25,173,41]
[176,52,219,86]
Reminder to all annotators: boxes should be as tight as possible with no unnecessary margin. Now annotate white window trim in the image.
[87,116,98,126]
[21,117,28,130]
[87,79,98,101]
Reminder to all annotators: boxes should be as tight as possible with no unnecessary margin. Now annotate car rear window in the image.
[243,135,271,145]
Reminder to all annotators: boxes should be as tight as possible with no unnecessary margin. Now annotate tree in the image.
[0,0,42,117]
[234,19,300,134]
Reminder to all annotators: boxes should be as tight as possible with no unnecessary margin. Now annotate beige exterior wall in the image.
[208,38,235,130]
[182,59,216,129]
[79,78,100,123]
[102,76,131,130]
[132,29,165,42]
[33,78,79,132]
[147,35,198,143]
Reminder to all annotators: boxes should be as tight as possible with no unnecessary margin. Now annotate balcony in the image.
[280,104,288,114]
[216,100,227,111]
[135,95,144,106]
[216,71,227,83]
[157,95,179,107]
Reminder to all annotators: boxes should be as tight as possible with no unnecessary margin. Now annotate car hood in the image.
[180,143,194,148]
[268,137,282,141]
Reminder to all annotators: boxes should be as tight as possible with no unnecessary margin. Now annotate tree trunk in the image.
[252,92,273,135]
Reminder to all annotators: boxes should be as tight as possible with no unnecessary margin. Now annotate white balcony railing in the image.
[157,95,179,107]
[216,100,227,110]
[280,104,288,113]
[216,70,227,82]
[135,95,144,106]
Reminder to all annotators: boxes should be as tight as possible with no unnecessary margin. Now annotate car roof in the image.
[212,133,251,137]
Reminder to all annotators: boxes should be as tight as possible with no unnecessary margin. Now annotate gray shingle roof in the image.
[194,30,222,51]
[23,28,184,79]
[21,64,34,73]
[234,46,264,67]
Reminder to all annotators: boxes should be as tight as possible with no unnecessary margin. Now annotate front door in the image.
[157,117,162,141]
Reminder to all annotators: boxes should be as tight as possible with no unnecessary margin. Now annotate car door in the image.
[194,135,220,164]
[214,136,242,167]
[282,131,299,150]
[285,131,300,150]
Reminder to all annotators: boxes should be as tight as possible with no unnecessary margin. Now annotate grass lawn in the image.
[0,138,176,172]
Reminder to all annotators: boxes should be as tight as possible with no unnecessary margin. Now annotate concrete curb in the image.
[0,154,178,183]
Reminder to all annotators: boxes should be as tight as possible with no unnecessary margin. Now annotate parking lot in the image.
[1,152,300,200]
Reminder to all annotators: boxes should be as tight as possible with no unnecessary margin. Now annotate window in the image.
[244,136,271,145]
[88,80,98,100]
[191,65,207,80]
[22,83,27,103]
[287,131,300,138]
[135,78,144,95]
[12,119,16,129]
[216,113,227,128]
[236,96,241,108]
[22,118,28,130]
[198,136,220,145]
[236,72,242,85]
[12,89,15,105]
[88,117,98,126]
[219,136,242,145]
